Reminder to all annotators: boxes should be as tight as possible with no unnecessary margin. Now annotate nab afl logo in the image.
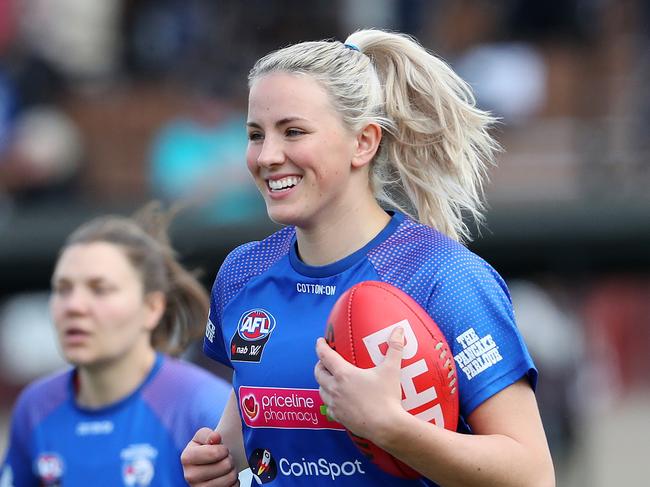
[230,309,276,363]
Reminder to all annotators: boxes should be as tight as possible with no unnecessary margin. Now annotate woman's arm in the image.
[315,329,555,487]
[217,390,247,472]
[181,390,247,486]
[1,392,41,486]
[376,378,555,487]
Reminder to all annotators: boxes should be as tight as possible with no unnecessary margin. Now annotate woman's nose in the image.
[59,288,89,314]
[256,136,285,167]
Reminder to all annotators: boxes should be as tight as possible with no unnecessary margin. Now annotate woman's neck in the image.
[75,346,157,409]
[296,199,391,267]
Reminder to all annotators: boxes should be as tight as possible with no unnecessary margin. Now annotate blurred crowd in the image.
[0,0,648,216]
[1,1,649,485]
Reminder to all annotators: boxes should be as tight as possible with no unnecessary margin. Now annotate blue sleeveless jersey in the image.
[1,353,231,486]
[203,212,536,486]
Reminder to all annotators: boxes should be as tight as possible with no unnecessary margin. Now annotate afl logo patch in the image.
[238,309,275,340]
[230,309,276,362]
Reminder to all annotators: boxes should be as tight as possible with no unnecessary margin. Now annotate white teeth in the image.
[268,176,302,191]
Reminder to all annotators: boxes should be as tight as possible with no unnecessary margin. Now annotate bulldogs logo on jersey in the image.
[230,309,276,362]
[35,452,64,486]
[121,444,157,487]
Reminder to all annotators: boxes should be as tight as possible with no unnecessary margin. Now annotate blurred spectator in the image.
[122,0,259,85]
[123,0,265,222]
[0,292,65,386]
[339,0,397,32]
[0,0,84,211]
[0,70,16,154]
[396,0,431,38]
[0,0,17,54]
[0,105,82,205]
[339,0,435,40]
[17,0,123,90]
[0,0,17,142]
[148,88,265,225]
[455,42,547,125]
[632,0,650,170]
[582,277,650,395]
[122,0,200,80]
[508,279,584,470]
[504,0,602,44]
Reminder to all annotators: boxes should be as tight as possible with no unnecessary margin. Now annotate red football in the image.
[325,281,459,478]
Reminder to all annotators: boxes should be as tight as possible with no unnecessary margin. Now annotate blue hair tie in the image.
[344,43,360,52]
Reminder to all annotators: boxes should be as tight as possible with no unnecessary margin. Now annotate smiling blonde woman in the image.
[182,29,554,487]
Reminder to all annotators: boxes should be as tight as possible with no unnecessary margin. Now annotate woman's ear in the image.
[351,123,382,169]
[144,291,166,331]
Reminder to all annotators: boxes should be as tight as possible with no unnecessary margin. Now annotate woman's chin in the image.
[62,349,94,367]
[266,207,302,227]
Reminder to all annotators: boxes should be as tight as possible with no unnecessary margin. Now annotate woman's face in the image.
[246,72,365,230]
[50,242,157,368]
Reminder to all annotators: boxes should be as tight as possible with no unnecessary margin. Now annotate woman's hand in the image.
[314,326,406,440]
[181,428,240,487]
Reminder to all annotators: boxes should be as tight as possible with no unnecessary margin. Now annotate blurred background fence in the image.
[1,1,649,485]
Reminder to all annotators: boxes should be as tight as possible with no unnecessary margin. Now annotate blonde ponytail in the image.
[347,29,499,242]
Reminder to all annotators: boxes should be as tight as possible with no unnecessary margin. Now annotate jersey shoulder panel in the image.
[4,369,72,474]
[141,355,232,450]
[212,226,295,318]
[11,369,72,435]
[368,217,479,304]
[204,226,295,365]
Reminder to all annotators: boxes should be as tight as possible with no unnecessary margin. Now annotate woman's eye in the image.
[248,131,263,141]
[52,284,70,295]
[91,285,113,295]
[286,128,304,137]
